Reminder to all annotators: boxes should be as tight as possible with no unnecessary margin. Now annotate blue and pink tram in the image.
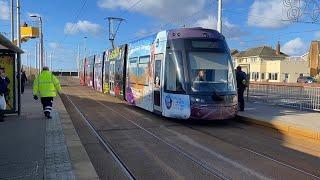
[81,28,238,120]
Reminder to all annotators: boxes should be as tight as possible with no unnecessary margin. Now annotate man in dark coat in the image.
[236,66,247,111]
[21,70,27,94]
[0,68,10,122]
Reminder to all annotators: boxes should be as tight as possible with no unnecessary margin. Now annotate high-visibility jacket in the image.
[33,71,61,97]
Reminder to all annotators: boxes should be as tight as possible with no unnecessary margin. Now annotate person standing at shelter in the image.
[21,70,27,94]
[0,68,10,122]
[33,66,61,119]
[236,66,247,111]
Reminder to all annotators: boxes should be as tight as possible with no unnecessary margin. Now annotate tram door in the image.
[153,54,163,111]
[109,61,115,96]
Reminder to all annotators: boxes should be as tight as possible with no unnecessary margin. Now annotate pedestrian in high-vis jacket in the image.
[33,66,61,119]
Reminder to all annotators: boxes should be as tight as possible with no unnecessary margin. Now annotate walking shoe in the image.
[45,113,52,119]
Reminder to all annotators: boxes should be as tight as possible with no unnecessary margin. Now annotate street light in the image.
[30,14,44,70]
[83,36,87,59]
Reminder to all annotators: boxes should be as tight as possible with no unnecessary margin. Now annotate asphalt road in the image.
[60,78,320,180]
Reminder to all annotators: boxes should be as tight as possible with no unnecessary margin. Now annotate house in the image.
[233,42,310,83]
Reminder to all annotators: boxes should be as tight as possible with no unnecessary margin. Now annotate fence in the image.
[248,83,320,111]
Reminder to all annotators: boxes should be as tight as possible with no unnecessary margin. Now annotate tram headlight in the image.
[231,95,237,103]
[190,96,205,104]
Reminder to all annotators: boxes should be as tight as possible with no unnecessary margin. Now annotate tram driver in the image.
[195,69,206,82]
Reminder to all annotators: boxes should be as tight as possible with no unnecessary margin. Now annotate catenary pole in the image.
[217,0,222,33]
[10,0,14,42]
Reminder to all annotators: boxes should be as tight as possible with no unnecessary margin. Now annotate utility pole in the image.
[83,36,87,59]
[50,53,53,71]
[77,44,80,78]
[30,15,44,69]
[10,0,14,42]
[37,42,40,73]
[28,52,31,75]
[39,17,43,69]
[107,17,125,49]
[16,0,21,115]
[16,0,21,47]
[217,0,222,33]
[35,42,38,74]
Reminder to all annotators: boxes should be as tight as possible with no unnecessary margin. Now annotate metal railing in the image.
[247,83,320,111]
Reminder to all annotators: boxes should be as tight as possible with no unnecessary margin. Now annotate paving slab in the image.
[238,102,320,141]
[0,88,98,180]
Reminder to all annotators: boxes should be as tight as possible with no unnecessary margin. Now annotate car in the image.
[297,76,316,83]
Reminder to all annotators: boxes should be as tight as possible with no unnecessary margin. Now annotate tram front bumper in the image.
[190,103,238,120]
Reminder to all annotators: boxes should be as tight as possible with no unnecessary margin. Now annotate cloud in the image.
[282,37,307,56]
[248,0,287,28]
[193,15,247,39]
[0,0,9,20]
[49,42,59,49]
[97,0,205,21]
[64,20,103,35]
[315,31,320,40]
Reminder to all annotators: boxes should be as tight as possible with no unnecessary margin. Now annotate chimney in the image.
[276,41,280,55]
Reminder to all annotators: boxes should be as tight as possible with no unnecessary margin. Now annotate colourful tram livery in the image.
[108,45,127,99]
[94,53,103,92]
[84,55,95,88]
[81,28,238,120]
[103,50,110,94]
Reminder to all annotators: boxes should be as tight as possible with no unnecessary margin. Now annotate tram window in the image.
[154,60,161,88]
[129,58,138,84]
[165,51,184,93]
[138,56,150,86]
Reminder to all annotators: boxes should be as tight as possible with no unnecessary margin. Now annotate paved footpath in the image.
[0,88,98,180]
[238,102,320,142]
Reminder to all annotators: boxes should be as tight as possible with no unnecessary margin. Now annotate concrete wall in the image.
[280,60,310,83]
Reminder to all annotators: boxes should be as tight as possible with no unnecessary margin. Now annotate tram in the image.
[81,27,238,120]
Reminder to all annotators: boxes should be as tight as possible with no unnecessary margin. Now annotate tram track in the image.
[91,91,320,179]
[64,90,229,180]
[62,85,320,179]
[64,93,136,180]
[98,97,320,180]
[184,126,320,179]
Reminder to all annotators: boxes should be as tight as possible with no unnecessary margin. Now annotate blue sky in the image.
[1,0,320,71]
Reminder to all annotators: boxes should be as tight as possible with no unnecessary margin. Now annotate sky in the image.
[1,0,320,71]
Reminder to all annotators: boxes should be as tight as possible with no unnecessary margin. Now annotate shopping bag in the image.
[0,95,6,110]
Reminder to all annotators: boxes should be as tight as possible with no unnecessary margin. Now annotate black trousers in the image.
[21,83,25,94]
[41,97,53,115]
[238,88,245,111]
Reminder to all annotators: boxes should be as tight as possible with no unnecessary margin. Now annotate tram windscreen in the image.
[188,52,236,93]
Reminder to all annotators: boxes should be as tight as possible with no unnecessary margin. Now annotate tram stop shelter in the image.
[0,33,23,115]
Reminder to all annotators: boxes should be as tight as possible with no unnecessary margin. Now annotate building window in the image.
[261,73,265,80]
[251,72,259,80]
[268,73,278,80]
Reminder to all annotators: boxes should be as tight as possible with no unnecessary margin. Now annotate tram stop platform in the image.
[238,102,320,142]
[0,87,98,180]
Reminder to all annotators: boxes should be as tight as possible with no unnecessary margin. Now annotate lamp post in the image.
[30,15,43,70]
[217,0,222,33]
[83,36,87,59]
